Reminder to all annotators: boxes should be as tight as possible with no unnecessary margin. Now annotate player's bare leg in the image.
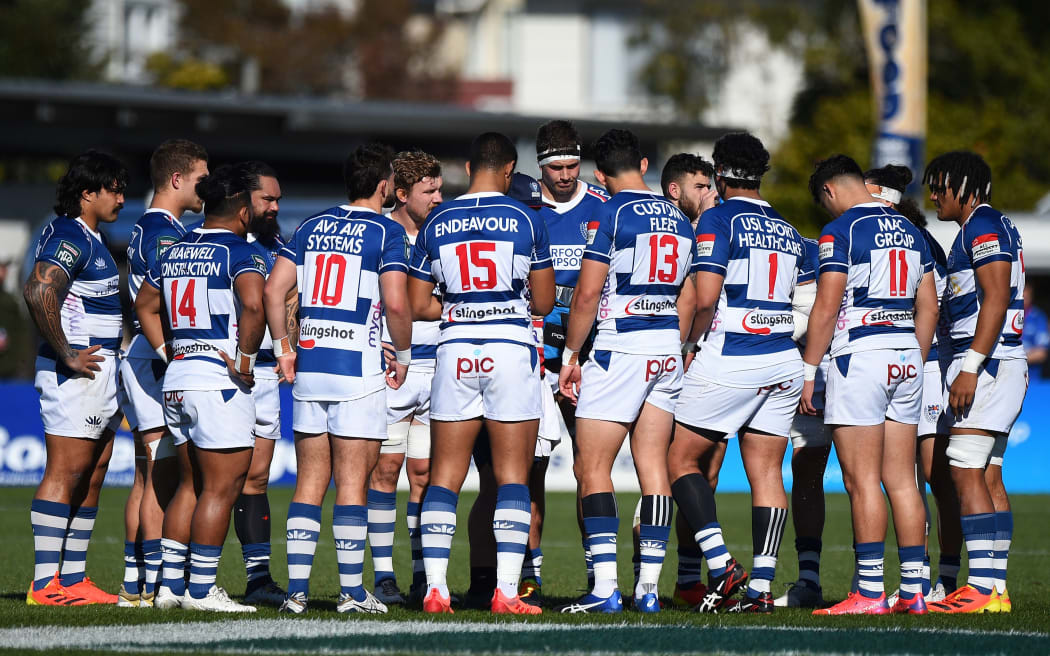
[282,432,332,611]
[133,428,177,606]
[328,434,384,610]
[156,442,196,606]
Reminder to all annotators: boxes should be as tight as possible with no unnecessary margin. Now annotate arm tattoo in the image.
[285,293,299,345]
[23,261,72,361]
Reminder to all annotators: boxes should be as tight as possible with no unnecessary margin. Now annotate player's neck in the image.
[606,173,649,195]
[722,187,762,201]
[957,201,980,226]
[203,216,245,237]
[541,179,579,205]
[466,171,508,195]
[148,191,186,219]
[76,210,100,232]
[389,205,420,237]
[347,195,383,214]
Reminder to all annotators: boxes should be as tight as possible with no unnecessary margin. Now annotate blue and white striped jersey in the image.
[943,205,1025,360]
[921,227,949,363]
[409,192,552,346]
[33,217,123,357]
[583,189,695,355]
[126,209,188,359]
[540,181,610,289]
[281,205,409,401]
[248,232,286,379]
[146,227,267,391]
[382,232,440,369]
[691,198,812,387]
[818,202,933,357]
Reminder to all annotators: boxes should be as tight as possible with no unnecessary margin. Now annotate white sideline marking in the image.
[0,619,1046,653]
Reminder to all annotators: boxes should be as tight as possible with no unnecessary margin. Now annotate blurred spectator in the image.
[0,259,33,379]
[1023,282,1049,375]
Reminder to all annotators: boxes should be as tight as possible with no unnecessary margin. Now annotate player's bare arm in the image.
[24,260,103,378]
[913,271,938,362]
[800,270,847,415]
[263,256,298,383]
[221,271,265,388]
[558,258,606,402]
[408,276,442,321]
[380,270,412,389]
[949,260,1011,418]
[677,272,697,343]
[134,282,168,360]
[528,266,555,317]
[688,271,725,343]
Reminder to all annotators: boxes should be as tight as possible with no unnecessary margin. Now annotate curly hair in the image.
[592,129,642,177]
[196,164,260,216]
[393,150,442,193]
[923,150,992,207]
[54,150,128,218]
[712,132,769,190]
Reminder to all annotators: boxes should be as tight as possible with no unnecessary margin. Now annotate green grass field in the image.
[1,487,1048,655]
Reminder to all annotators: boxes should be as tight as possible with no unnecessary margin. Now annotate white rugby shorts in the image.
[386,367,433,425]
[576,350,682,423]
[252,376,282,440]
[918,358,951,438]
[430,341,542,422]
[118,355,167,433]
[945,356,1027,435]
[294,387,388,440]
[35,353,122,439]
[164,388,255,450]
[677,376,801,439]
[824,349,923,426]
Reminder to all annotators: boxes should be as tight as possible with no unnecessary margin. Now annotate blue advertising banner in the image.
[0,377,1046,492]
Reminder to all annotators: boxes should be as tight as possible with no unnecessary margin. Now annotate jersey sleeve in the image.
[964,215,1014,268]
[817,220,849,275]
[917,229,934,274]
[693,211,730,275]
[231,243,268,280]
[144,223,182,272]
[582,205,615,264]
[278,229,298,263]
[144,255,163,290]
[35,224,87,279]
[408,226,435,283]
[796,237,817,284]
[379,223,410,274]
[530,212,553,270]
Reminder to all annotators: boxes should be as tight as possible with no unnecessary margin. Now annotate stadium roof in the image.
[0,78,732,174]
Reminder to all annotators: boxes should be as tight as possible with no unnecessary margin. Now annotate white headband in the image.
[871,185,902,205]
[537,145,581,167]
[716,167,762,182]
[538,154,581,167]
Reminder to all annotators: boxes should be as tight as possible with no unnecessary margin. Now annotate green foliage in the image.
[145,53,228,91]
[0,0,104,80]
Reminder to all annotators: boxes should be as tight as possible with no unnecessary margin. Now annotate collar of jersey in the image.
[961,203,992,227]
[542,181,588,214]
[340,204,380,213]
[73,217,102,240]
[620,189,658,195]
[725,196,771,207]
[456,192,503,200]
[144,207,181,226]
[852,202,885,209]
[194,227,235,235]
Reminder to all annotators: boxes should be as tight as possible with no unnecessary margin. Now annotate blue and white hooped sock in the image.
[937,554,961,592]
[122,540,144,595]
[406,500,425,589]
[334,504,368,601]
[676,546,704,587]
[367,489,397,586]
[855,541,885,599]
[493,484,531,599]
[58,506,97,587]
[285,502,322,598]
[421,485,458,598]
[992,510,1013,594]
[187,542,222,600]
[30,499,69,591]
[921,551,932,597]
[160,538,189,596]
[582,492,619,599]
[636,495,673,597]
[242,542,271,590]
[960,513,996,595]
[522,548,543,586]
[695,523,732,578]
[142,538,162,595]
[898,545,925,600]
[796,536,822,588]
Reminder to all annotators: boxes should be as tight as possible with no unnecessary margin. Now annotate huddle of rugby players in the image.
[23,121,1024,616]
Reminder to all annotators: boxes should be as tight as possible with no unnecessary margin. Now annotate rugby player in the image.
[409,132,554,615]
[558,129,694,614]
[657,152,724,607]
[236,161,291,606]
[117,139,208,608]
[136,165,267,613]
[25,150,127,606]
[369,150,443,605]
[865,164,960,605]
[533,120,608,593]
[263,143,412,615]
[923,151,1025,614]
[802,155,938,615]
[671,132,812,614]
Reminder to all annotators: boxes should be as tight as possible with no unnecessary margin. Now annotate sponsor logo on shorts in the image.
[741,310,793,335]
[54,240,82,270]
[624,296,676,315]
[164,391,184,403]
[457,351,495,380]
[887,363,918,385]
[85,415,103,428]
[925,403,942,423]
[758,381,794,394]
[861,309,913,326]
[645,356,677,382]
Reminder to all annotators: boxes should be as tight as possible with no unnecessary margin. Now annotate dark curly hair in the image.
[593,129,642,177]
[661,153,714,197]
[344,142,395,201]
[53,150,128,217]
[923,150,992,207]
[196,164,260,217]
[712,132,769,190]
[808,154,864,204]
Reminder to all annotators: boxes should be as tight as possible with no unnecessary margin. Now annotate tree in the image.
[0,0,104,80]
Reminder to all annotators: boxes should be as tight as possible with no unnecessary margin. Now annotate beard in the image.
[250,211,281,242]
